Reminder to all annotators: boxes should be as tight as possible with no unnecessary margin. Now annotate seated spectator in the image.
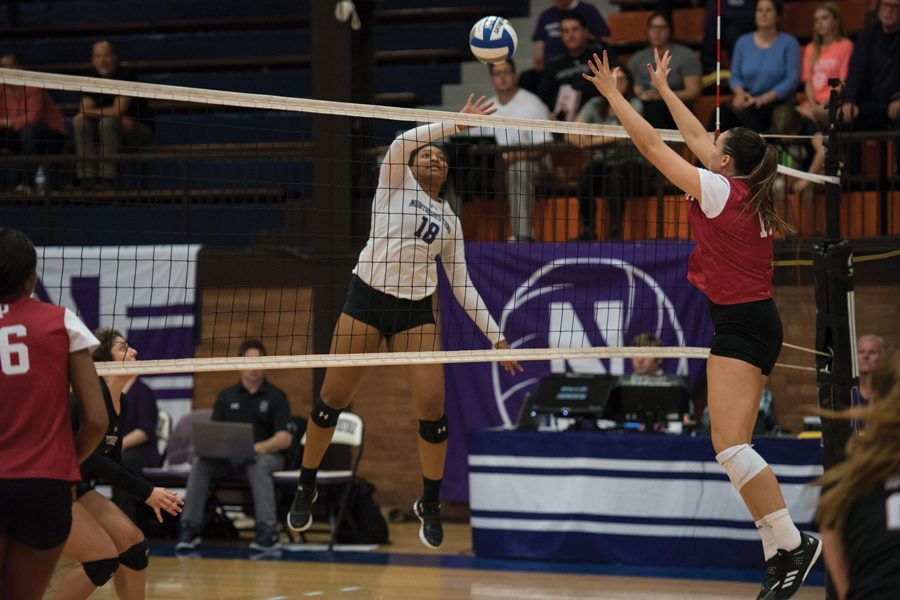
[72,40,154,189]
[769,104,825,208]
[176,340,291,552]
[0,53,68,192]
[717,0,801,133]
[628,12,702,130]
[817,352,900,600]
[798,2,853,130]
[565,65,646,240]
[856,334,888,404]
[479,59,553,242]
[701,0,757,75]
[112,377,162,524]
[840,0,900,172]
[531,0,610,72]
[538,11,617,121]
[630,333,664,375]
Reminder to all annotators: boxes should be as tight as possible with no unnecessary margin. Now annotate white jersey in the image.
[353,122,504,345]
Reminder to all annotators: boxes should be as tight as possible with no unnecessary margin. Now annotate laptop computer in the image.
[192,421,256,460]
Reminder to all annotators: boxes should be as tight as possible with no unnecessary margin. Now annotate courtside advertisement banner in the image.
[438,240,714,502]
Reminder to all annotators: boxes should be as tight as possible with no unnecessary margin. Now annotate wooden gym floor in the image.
[45,522,825,599]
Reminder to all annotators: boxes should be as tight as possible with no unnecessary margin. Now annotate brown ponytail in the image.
[723,127,796,236]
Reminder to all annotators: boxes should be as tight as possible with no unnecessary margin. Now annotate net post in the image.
[824,79,842,241]
[812,242,855,470]
[814,79,855,473]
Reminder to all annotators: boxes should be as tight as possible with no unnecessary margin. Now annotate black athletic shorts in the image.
[0,478,73,549]
[708,298,783,376]
[342,274,435,337]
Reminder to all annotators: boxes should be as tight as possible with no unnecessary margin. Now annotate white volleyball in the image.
[469,16,518,64]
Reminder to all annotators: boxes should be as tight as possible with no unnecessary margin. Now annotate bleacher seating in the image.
[2,0,896,244]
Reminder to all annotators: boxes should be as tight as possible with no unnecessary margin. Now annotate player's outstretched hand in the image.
[145,486,184,522]
[582,51,620,98]
[647,47,673,93]
[461,93,496,116]
[494,339,524,376]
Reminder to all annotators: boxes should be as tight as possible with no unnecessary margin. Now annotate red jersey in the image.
[0,297,98,481]
[687,170,774,305]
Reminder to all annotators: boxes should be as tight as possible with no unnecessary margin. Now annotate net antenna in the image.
[715,0,722,137]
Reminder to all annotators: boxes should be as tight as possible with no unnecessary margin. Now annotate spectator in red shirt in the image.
[0,228,107,600]
[0,53,68,192]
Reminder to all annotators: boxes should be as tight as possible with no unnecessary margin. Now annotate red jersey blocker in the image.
[0,297,99,550]
[689,171,782,375]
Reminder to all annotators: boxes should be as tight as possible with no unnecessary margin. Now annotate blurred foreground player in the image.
[817,353,900,600]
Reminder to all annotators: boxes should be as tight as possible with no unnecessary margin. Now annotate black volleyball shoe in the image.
[286,484,318,532]
[757,532,822,599]
[413,498,444,549]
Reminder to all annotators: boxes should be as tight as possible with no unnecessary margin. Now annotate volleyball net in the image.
[1,68,850,424]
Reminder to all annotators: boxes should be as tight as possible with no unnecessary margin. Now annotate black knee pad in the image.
[419,415,449,443]
[311,397,342,428]
[83,557,118,587]
[118,538,150,570]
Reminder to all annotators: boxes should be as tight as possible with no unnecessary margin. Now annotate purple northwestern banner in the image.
[437,241,714,502]
[35,245,200,426]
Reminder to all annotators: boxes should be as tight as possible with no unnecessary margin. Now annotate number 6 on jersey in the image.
[0,324,30,375]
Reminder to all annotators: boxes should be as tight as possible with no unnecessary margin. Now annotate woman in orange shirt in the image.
[0,53,68,191]
[798,2,854,129]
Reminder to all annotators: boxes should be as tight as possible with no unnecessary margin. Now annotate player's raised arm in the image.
[582,51,702,200]
[380,95,496,190]
[646,48,716,168]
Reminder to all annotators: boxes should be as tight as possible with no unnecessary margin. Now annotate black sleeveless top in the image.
[72,379,154,501]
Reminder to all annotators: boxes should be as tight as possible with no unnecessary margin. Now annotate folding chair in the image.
[303,412,365,550]
[156,409,173,463]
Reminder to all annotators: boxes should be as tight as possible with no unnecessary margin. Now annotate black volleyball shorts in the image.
[342,274,435,337]
[708,298,783,375]
[0,478,73,549]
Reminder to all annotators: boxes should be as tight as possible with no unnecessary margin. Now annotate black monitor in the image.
[516,373,618,428]
[603,374,692,428]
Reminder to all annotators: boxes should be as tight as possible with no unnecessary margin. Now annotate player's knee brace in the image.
[82,557,119,587]
[419,415,449,444]
[310,398,342,428]
[716,443,768,491]
[118,538,150,571]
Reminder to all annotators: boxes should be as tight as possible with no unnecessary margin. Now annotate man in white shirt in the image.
[481,59,552,241]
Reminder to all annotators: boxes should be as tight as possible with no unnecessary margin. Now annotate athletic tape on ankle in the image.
[716,443,768,490]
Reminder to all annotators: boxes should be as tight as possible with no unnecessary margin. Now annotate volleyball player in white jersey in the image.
[288,95,522,549]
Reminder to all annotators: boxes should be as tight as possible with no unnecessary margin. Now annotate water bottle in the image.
[34,166,47,196]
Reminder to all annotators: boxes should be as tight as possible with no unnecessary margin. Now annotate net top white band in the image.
[92,345,815,376]
[0,68,839,184]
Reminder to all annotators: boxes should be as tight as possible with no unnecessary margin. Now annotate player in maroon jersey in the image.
[583,50,821,598]
[0,228,108,600]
